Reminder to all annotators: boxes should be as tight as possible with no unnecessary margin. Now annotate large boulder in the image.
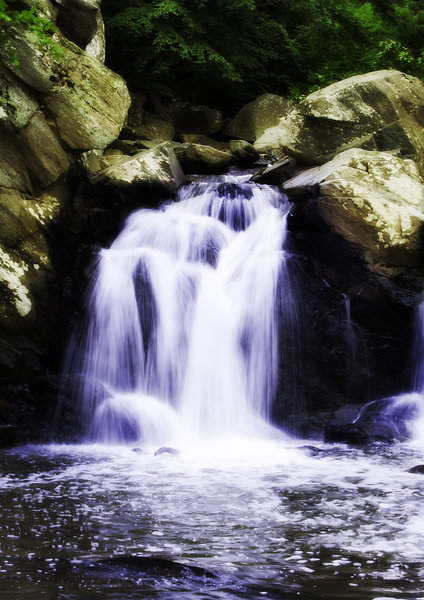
[225,93,293,142]
[90,143,184,194]
[255,70,424,170]
[3,30,129,151]
[283,148,424,267]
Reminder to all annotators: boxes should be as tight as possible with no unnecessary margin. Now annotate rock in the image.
[16,111,70,187]
[174,143,234,174]
[225,93,293,142]
[84,9,106,62]
[251,156,297,185]
[325,393,420,445]
[407,465,424,474]
[297,445,329,457]
[126,91,146,127]
[0,424,31,448]
[46,41,130,150]
[154,446,179,456]
[173,105,223,135]
[229,139,260,166]
[124,111,175,142]
[0,130,33,193]
[78,148,123,179]
[4,30,130,150]
[56,0,103,57]
[180,134,230,153]
[324,423,371,445]
[283,148,424,267]
[91,143,184,194]
[255,70,424,168]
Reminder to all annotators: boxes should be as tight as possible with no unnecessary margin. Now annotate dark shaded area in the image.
[273,201,424,437]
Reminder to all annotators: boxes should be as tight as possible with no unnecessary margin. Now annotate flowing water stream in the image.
[2,176,424,599]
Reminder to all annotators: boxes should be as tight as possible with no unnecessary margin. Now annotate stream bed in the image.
[1,438,424,599]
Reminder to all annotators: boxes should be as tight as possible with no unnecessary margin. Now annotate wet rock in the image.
[324,423,371,445]
[407,465,424,474]
[229,140,260,166]
[251,156,297,185]
[131,447,146,454]
[154,446,179,456]
[225,93,293,142]
[297,445,329,457]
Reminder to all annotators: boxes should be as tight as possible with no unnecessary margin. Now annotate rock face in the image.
[255,70,424,169]
[283,149,424,267]
[225,93,293,142]
[0,5,130,430]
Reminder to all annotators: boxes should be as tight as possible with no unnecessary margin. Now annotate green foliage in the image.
[0,0,59,66]
[100,0,424,112]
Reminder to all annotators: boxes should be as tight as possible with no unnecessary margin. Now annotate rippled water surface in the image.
[2,439,424,599]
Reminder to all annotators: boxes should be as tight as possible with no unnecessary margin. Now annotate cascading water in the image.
[64,176,294,446]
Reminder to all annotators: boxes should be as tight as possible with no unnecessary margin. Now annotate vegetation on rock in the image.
[0,0,59,66]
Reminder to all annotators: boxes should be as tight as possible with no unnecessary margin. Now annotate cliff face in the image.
[0,0,130,431]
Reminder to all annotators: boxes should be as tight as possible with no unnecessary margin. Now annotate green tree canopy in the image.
[101,0,424,112]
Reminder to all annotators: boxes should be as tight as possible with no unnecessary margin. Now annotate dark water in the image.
[1,439,424,599]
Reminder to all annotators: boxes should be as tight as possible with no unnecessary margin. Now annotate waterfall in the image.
[64,176,294,446]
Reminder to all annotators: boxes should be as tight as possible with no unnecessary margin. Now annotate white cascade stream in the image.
[66,176,295,446]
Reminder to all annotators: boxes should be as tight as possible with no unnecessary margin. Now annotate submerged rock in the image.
[154,446,179,456]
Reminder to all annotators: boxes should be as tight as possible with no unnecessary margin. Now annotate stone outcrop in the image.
[0,5,130,430]
[86,143,184,194]
[225,93,293,142]
[283,148,424,267]
[255,70,424,170]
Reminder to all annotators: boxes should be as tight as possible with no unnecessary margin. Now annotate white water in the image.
[66,177,294,446]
